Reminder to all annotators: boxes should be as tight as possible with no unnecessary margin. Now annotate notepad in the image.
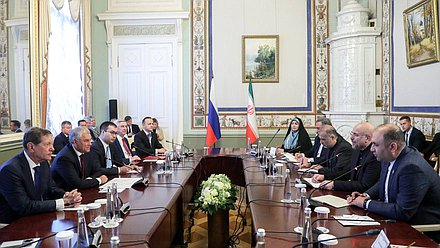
[334,214,381,226]
[311,195,349,208]
[99,178,141,193]
[302,177,321,189]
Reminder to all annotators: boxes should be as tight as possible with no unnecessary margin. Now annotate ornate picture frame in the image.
[403,0,440,68]
[242,35,279,83]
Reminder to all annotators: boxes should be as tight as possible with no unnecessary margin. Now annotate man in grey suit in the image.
[348,124,440,227]
[0,127,82,224]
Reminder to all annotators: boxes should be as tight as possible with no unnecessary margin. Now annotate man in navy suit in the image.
[10,120,23,133]
[0,127,82,224]
[295,117,332,166]
[90,121,131,175]
[124,115,141,137]
[134,116,166,158]
[51,127,108,191]
[53,121,72,154]
[113,120,141,165]
[318,122,381,192]
[348,124,440,226]
[309,125,353,180]
[399,116,426,152]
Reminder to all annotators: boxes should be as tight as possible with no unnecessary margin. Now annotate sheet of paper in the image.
[283,153,298,163]
[333,214,381,226]
[311,195,349,208]
[371,230,390,248]
[302,177,321,189]
[1,238,40,248]
[297,168,318,174]
[99,178,141,193]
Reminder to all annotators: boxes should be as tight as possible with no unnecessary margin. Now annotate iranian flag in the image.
[246,79,259,143]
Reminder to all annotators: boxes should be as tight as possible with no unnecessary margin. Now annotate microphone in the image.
[266,128,281,147]
[165,140,194,157]
[106,157,128,167]
[297,152,345,182]
[307,164,364,208]
[131,144,156,157]
[291,229,381,248]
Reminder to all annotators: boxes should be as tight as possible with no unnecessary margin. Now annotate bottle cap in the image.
[286,169,290,173]
[304,207,312,214]
[314,206,330,214]
[257,228,266,235]
[55,230,74,241]
[110,236,120,243]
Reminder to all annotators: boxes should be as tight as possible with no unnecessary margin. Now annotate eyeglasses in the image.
[106,130,117,135]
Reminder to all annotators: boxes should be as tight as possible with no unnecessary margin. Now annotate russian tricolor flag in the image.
[206,78,221,146]
[206,79,222,146]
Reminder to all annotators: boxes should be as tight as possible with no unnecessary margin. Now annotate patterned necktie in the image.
[106,146,112,168]
[122,138,131,156]
[34,166,42,200]
[80,154,85,179]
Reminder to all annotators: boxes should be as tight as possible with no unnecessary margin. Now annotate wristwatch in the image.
[363,199,369,210]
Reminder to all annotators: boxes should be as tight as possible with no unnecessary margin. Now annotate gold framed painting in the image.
[242,35,279,83]
[403,0,440,68]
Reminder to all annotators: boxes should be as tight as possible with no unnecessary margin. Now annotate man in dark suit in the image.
[10,120,23,133]
[295,117,332,166]
[53,121,72,154]
[134,116,166,158]
[348,124,440,226]
[51,127,108,191]
[0,127,81,224]
[399,116,426,151]
[318,122,381,192]
[422,132,440,163]
[309,125,353,180]
[124,115,140,137]
[90,121,131,175]
[114,120,141,165]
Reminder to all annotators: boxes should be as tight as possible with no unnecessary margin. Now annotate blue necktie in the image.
[106,146,112,168]
[34,166,42,200]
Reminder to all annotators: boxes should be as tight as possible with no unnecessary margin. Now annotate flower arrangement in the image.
[194,174,237,215]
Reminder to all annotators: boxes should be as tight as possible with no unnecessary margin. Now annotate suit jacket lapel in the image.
[18,152,39,200]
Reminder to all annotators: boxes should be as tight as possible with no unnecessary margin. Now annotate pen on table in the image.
[406,241,415,247]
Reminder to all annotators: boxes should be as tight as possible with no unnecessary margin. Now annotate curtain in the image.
[39,0,51,128]
[46,0,84,134]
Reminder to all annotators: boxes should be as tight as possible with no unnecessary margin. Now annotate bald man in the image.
[348,124,440,229]
[316,122,381,192]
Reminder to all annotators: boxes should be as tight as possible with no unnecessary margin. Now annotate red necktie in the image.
[80,154,85,179]
[122,138,131,156]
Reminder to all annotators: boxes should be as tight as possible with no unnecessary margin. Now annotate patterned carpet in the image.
[184,188,252,248]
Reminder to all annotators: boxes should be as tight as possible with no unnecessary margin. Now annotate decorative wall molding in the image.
[191,0,207,128]
[0,0,10,130]
[381,0,391,113]
[114,24,176,36]
[314,0,329,114]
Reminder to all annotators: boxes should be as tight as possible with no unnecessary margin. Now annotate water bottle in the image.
[301,207,313,248]
[295,188,307,232]
[247,137,251,151]
[260,146,268,169]
[77,208,90,247]
[257,140,262,158]
[165,151,173,174]
[110,236,120,248]
[112,183,122,223]
[255,228,266,248]
[281,169,294,203]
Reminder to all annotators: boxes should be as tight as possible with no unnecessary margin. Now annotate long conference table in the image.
[0,148,438,247]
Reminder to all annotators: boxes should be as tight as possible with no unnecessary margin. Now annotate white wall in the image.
[212,0,308,109]
[393,0,440,111]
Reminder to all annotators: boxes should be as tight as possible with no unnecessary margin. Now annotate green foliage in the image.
[194,174,237,215]
[253,44,276,79]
